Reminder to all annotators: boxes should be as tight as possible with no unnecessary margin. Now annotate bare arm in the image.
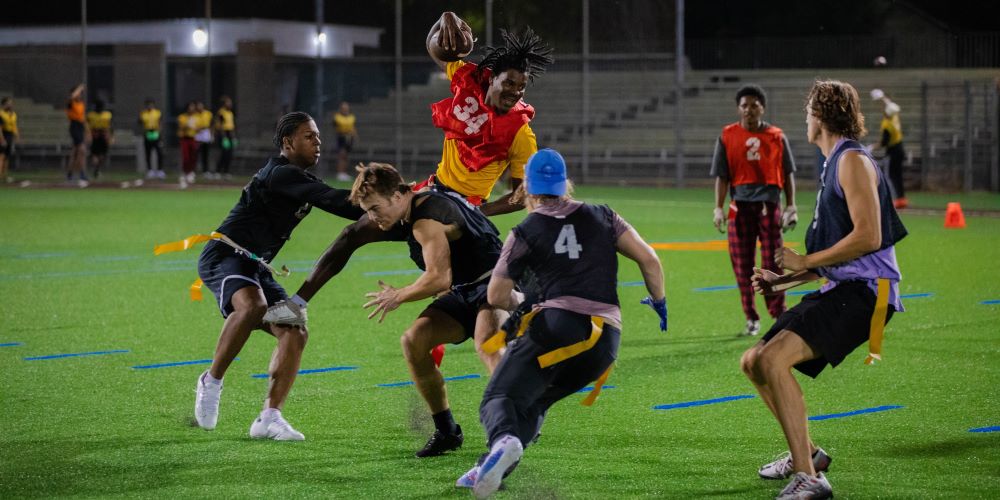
[295,215,388,301]
[487,274,518,311]
[70,84,84,100]
[616,227,664,301]
[783,171,796,208]
[480,177,525,216]
[778,151,881,271]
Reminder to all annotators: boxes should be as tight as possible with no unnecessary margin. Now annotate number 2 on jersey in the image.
[554,224,583,259]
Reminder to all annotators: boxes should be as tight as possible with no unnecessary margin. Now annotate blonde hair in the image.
[513,180,575,211]
[806,80,867,139]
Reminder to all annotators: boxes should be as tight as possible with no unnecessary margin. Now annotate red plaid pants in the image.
[727,200,786,321]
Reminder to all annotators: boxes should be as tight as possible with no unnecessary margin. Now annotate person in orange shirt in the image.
[66,84,89,187]
[711,85,798,336]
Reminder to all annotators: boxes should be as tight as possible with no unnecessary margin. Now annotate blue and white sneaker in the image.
[473,435,523,499]
[456,465,478,488]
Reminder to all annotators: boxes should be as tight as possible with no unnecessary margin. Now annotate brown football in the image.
[430,30,474,62]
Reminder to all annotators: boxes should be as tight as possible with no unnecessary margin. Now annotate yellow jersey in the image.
[216,108,235,131]
[434,60,538,201]
[195,110,213,130]
[334,112,356,135]
[0,109,18,134]
[178,112,198,138]
[140,108,161,130]
[86,110,112,131]
[880,114,903,147]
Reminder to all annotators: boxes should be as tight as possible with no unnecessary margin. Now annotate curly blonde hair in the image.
[806,80,867,140]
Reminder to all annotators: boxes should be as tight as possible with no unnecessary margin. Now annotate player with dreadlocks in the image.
[263,12,554,457]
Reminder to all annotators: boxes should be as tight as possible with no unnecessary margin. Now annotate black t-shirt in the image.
[215,156,364,261]
[400,192,502,286]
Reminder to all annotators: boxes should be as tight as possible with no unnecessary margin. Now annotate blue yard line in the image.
[787,289,818,296]
[251,366,358,379]
[12,251,75,259]
[969,426,1000,433]
[693,285,739,292]
[900,293,933,299]
[808,405,903,421]
[133,358,232,369]
[0,342,23,347]
[980,300,1000,305]
[378,373,481,387]
[654,394,755,410]
[363,269,423,277]
[576,385,617,393]
[620,281,645,287]
[24,349,129,361]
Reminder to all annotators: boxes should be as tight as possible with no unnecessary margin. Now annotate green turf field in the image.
[1,184,998,499]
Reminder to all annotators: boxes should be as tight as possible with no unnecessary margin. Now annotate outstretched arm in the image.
[295,215,387,301]
[480,178,524,216]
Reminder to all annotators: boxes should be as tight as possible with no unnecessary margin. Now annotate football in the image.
[430,30,474,62]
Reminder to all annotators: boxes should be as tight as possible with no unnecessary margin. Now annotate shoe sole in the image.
[474,439,523,499]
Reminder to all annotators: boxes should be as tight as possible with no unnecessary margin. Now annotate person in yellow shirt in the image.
[332,101,358,182]
[870,89,907,208]
[140,98,164,179]
[0,97,19,183]
[86,99,113,180]
[194,101,214,178]
[214,95,236,180]
[178,101,199,187]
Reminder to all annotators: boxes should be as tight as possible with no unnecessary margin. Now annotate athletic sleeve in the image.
[709,136,729,179]
[269,165,364,220]
[493,231,531,281]
[507,124,537,180]
[611,211,633,239]
[781,134,797,175]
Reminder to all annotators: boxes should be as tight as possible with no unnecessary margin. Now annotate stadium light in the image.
[192,27,208,48]
[314,31,327,45]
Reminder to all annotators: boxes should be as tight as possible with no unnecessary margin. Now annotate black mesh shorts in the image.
[197,240,288,318]
[761,281,895,378]
[425,280,489,343]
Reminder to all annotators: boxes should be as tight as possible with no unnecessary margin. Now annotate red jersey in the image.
[721,123,785,188]
[430,63,534,172]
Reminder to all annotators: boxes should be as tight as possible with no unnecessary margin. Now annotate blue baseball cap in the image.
[525,148,567,196]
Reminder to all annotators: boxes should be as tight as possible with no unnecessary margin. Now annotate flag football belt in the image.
[414,174,484,207]
[863,278,891,365]
[481,309,613,406]
[153,231,290,301]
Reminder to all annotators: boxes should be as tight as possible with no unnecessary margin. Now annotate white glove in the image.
[781,205,798,233]
[264,299,307,326]
[713,207,726,233]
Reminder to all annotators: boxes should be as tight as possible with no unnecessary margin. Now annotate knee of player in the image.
[400,330,427,360]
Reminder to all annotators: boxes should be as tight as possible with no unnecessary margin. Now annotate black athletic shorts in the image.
[90,134,108,156]
[69,121,85,146]
[2,132,13,156]
[197,240,288,318]
[336,134,353,153]
[426,279,490,343]
[762,281,895,378]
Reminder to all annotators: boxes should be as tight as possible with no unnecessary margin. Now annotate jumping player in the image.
[348,162,507,457]
[741,81,906,500]
[459,149,668,497]
[192,112,363,441]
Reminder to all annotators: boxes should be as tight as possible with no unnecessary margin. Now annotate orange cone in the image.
[944,202,966,229]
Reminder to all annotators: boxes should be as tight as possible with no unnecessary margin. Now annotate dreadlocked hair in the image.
[475,27,554,83]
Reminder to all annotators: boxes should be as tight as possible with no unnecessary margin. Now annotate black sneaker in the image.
[415,425,463,457]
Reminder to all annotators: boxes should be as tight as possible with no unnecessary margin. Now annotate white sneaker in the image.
[336,172,353,182]
[473,435,523,499]
[760,448,832,480]
[77,179,89,188]
[776,472,832,500]
[263,300,307,326]
[194,370,223,430]
[744,320,761,336]
[156,170,167,179]
[145,169,156,179]
[179,176,189,189]
[249,409,305,441]
[456,465,478,488]
[186,172,196,183]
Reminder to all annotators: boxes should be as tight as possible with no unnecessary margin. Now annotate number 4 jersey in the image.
[498,200,631,315]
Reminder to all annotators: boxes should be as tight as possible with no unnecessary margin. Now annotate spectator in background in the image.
[711,85,798,336]
[178,101,199,188]
[86,99,113,180]
[140,98,165,179]
[0,97,20,184]
[66,84,89,187]
[215,95,236,180]
[195,101,215,179]
[870,89,907,209]
[332,101,358,182]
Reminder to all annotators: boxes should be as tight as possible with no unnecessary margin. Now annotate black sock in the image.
[431,409,457,435]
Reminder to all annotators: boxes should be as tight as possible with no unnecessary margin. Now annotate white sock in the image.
[290,294,308,308]
[260,407,280,419]
[203,372,223,385]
